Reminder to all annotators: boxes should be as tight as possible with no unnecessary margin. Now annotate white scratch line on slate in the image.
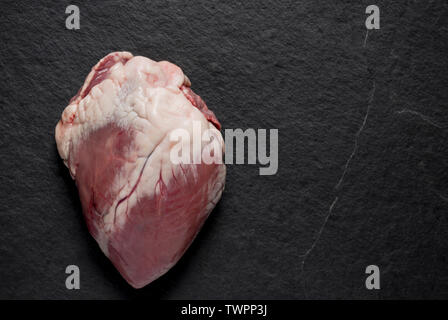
[363,29,369,48]
[335,80,376,190]
[396,109,443,129]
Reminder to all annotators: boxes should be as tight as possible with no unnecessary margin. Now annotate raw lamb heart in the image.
[55,52,226,288]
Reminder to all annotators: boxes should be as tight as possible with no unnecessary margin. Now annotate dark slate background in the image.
[1,0,448,299]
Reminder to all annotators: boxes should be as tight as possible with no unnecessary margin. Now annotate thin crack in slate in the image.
[396,109,444,129]
[335,80,376,190]
[300,197,339,266]
[300,78,376,298]
[300,197,338,298]
[363,30,369,48]
[434,190,448,202]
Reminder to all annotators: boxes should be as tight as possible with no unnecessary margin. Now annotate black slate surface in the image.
[1,0,448,299]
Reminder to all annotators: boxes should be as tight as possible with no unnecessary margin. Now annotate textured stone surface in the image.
[0,0,447,299]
